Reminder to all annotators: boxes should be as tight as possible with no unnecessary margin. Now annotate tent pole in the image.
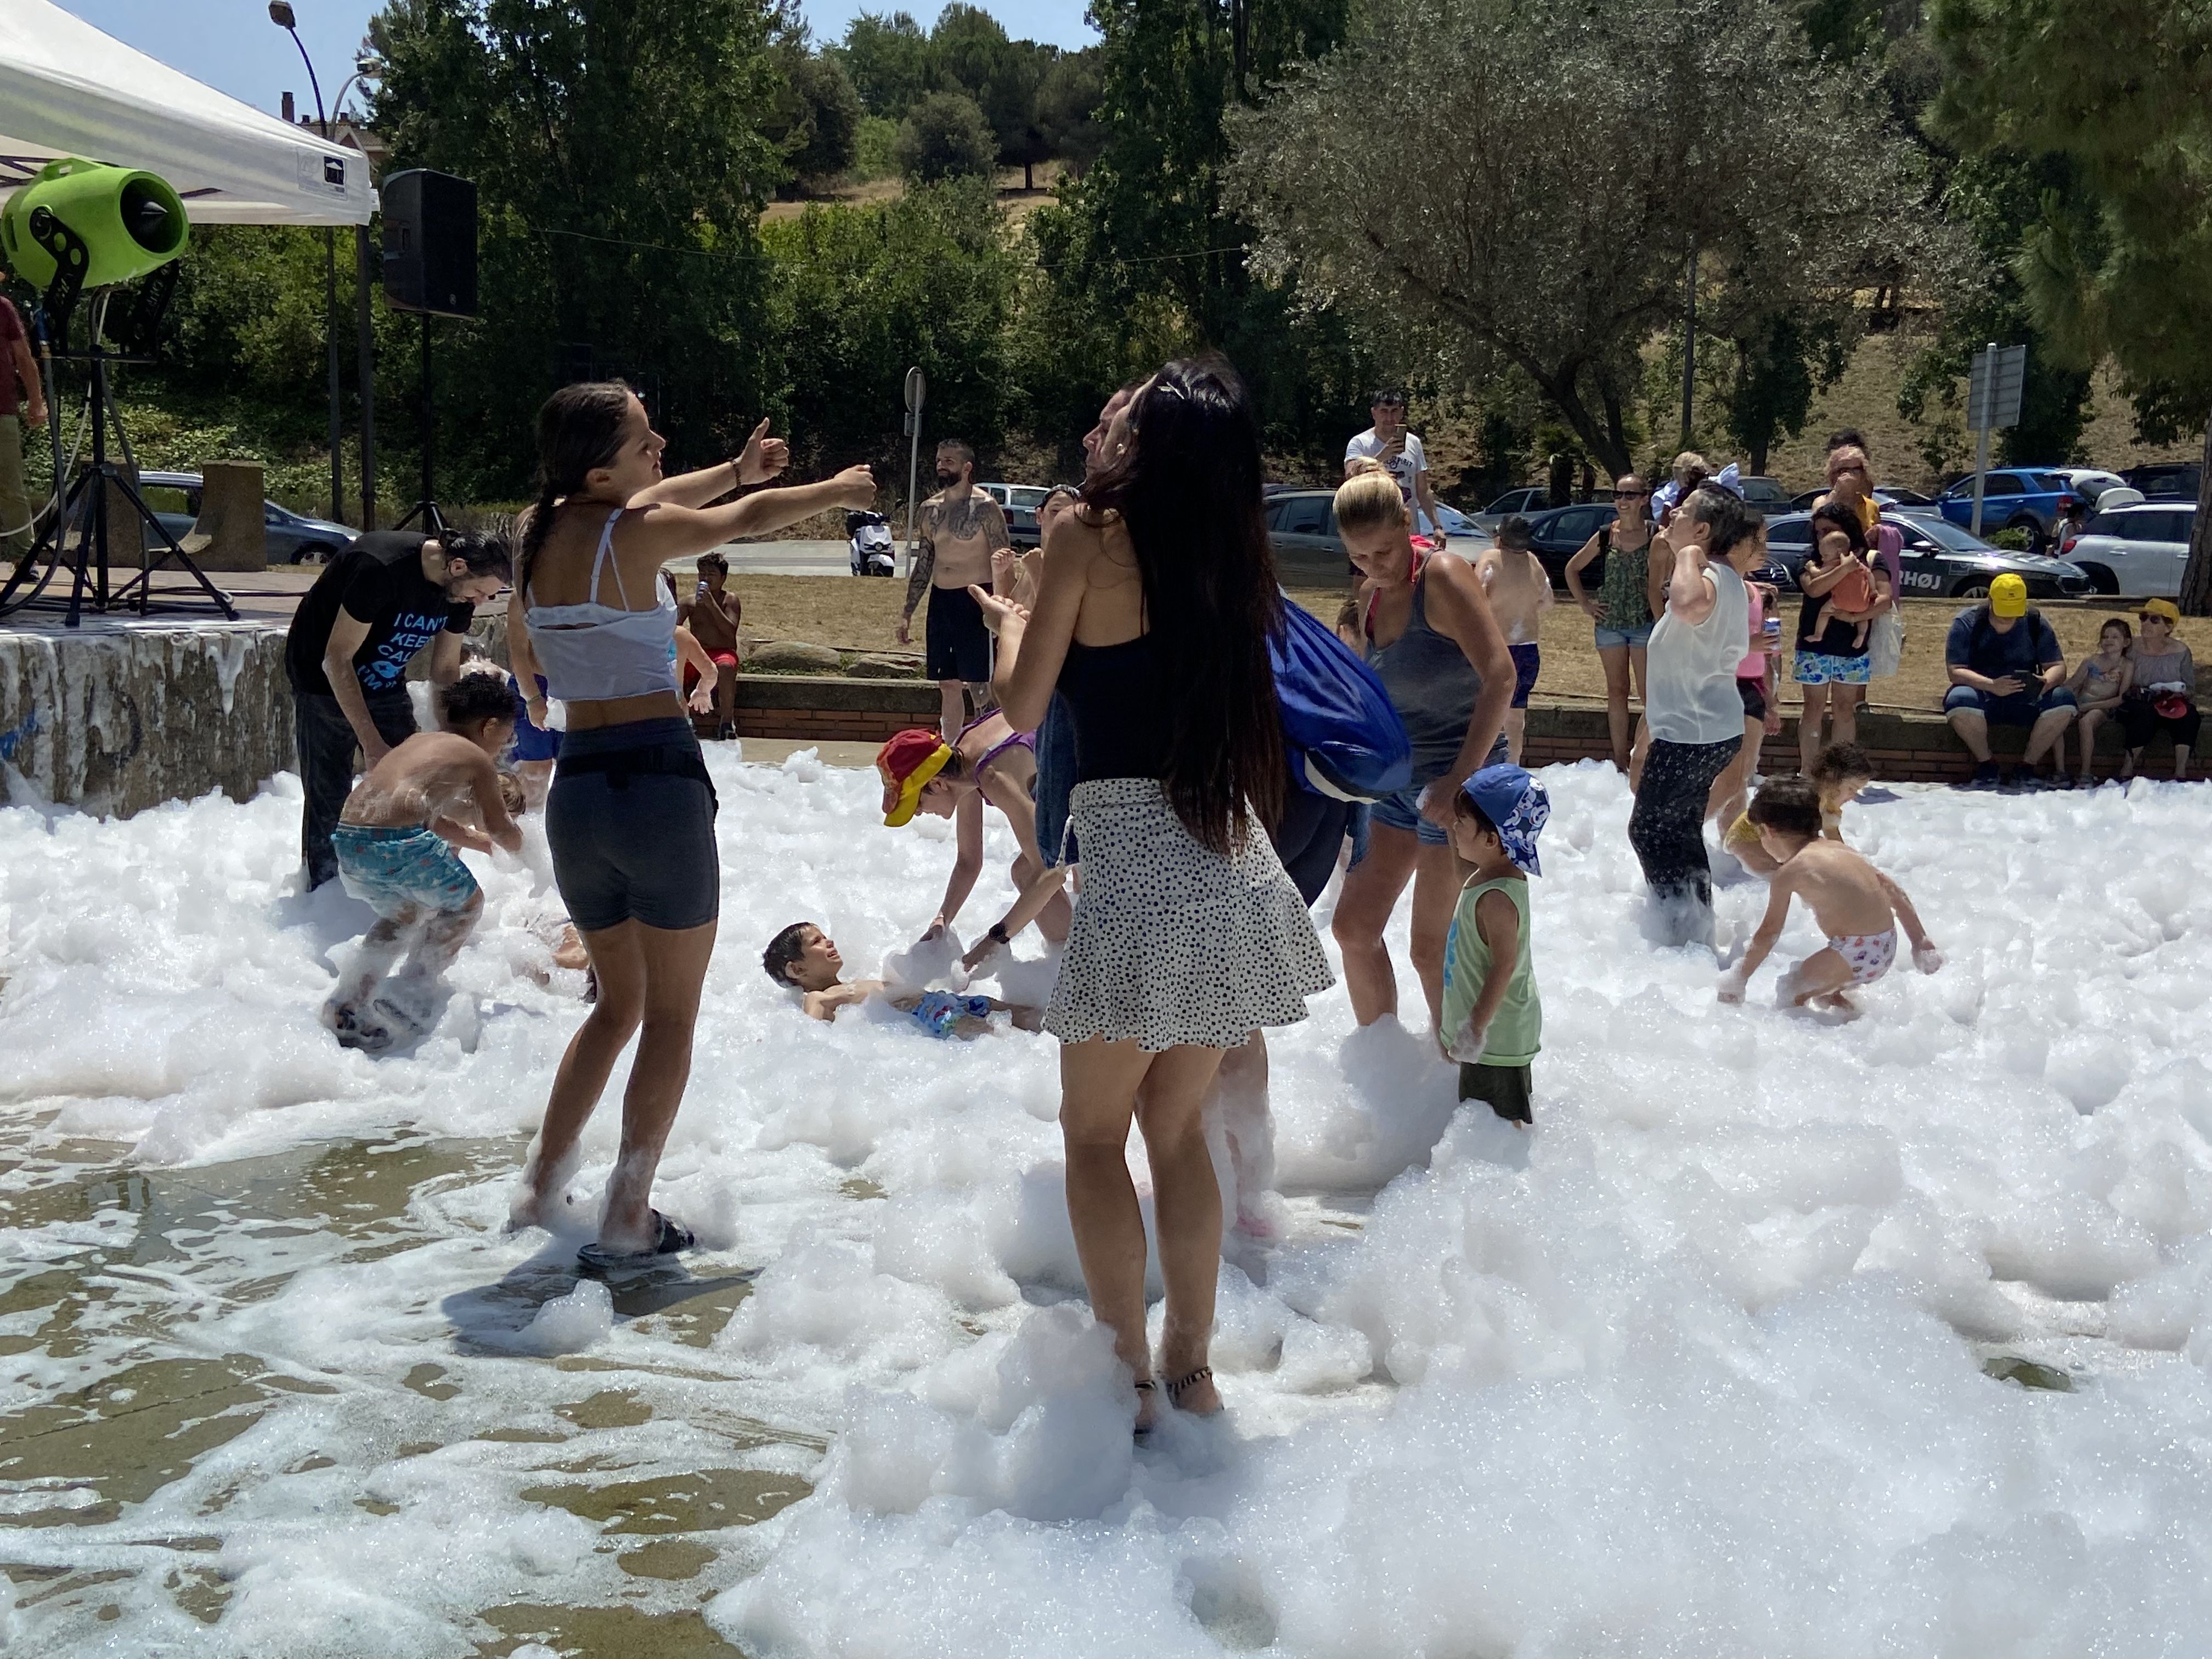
[356,223,376,531]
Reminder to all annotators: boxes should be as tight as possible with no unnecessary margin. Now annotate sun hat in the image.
[1459,764,1551,875]
[877,729,952,827]
[1988,573,2028,618]
[2139,597,2181,624]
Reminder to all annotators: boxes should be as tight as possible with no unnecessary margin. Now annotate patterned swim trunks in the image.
[1827,928,1897,986]
[332,823,481,921]
[908,990,994,1039]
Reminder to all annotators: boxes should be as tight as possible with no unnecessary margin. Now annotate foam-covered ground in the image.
[4,751,2212,1655]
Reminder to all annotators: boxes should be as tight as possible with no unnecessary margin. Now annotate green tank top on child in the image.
[1440,875,1541,1066]
[1594,531,1652,634]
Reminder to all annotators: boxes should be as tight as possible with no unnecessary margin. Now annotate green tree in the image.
[1027,0,1365,465]
[1229,0,1944,478]
[836,9,932,120]
[759,177,1018,465]
[768,45,866,191]
[1720,313,1845,478]
[366,0,784,496]
[1929,0,2212,610]
[1035,47,1105,178]
[928,6,1049,188]
[894,88,998,183]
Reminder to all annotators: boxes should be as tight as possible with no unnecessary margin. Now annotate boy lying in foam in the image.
[761,922,1042,1036]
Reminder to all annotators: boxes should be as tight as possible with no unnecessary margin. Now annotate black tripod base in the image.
[0,463,240,628]
[392,499,448,537]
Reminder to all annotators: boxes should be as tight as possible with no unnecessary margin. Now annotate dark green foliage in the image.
[761,178,1018,466]
[895,89,1000,182]
[837,10,932,120]
[366,0,785,498]
[1034,49,1105,178]
[1895,153,2095,471]
[1723,313,1847,477]
[1929,0,2212,608]
[769,45,866,190]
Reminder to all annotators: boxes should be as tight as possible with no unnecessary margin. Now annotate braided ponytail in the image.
[519,381,638,597]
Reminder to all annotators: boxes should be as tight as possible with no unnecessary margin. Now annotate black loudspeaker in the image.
[381,169,477,319]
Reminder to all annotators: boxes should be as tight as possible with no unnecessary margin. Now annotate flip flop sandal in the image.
[576,1210,695,1273]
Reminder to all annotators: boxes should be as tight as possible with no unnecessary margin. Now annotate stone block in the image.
[179,460,268,573]
[844,653,921,679]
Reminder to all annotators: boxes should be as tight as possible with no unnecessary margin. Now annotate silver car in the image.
[2061,502,2197,598]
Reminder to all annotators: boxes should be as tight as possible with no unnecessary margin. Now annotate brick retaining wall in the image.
[737,676,2202,783]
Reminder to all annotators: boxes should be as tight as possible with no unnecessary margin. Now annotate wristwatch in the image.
[988,922,1009,946]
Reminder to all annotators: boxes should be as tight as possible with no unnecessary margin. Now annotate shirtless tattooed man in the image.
[898,439,1011,740]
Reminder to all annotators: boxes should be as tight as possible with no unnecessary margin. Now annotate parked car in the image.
[1518,501,1621,587]
[1762,510,2093,599]
[2046,466,2130,506]
[141,471,357,565]
[1262,489,1487,587]
[1934,469,2079,548]
[1738,475,1793,517]
[2060,501,2197,597]
[1785,484,1938,511]
[2120,462,2202,502]
[976,481,1052,548]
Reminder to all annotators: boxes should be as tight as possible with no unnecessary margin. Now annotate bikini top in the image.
[524,508,680,703]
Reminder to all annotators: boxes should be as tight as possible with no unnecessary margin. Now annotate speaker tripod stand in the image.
[0,298,238,627]
[390,310,446,537]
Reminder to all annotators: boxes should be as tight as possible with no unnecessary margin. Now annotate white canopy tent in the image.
[0,0,386,533]
[0,0,371,225]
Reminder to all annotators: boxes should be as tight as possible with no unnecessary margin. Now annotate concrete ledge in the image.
[1522,702,2197,781]
[0,620,296,816]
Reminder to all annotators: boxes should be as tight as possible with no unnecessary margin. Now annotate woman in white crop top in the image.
[507,381,876,1270]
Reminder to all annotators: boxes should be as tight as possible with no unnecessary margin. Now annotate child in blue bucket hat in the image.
[1440,763,1549,1125]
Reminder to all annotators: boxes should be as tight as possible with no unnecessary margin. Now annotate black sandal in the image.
[1163,1365,1214,1409]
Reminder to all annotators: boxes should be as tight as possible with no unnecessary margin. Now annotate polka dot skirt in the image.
[1045,778,1335,1053]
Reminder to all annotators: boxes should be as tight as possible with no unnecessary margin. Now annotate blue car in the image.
[1934,469,2079,547]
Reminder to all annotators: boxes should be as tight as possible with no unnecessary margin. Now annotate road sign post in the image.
[902,366,927,577]
[1966,342,2027,539]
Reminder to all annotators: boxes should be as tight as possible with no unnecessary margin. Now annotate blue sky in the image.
[49,1,1098,119]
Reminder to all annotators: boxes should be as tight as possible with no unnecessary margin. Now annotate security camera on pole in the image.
[1966,342,2027,540]
[902,365,926,576]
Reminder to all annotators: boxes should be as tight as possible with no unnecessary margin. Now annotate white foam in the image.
[5,759,2212,1651]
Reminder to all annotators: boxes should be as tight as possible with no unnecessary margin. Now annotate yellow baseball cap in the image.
[2139,597,2181,624]
[1988,573,2028,618]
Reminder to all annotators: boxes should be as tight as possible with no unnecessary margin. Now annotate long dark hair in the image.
[1808,500,1868,563]
[518,381,633,595]
[1083,355,1285,850]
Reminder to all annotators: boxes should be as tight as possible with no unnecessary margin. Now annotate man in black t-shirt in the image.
[285,527,511,888]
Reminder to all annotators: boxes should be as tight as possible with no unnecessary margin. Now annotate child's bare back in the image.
[342,730,518,853]
[1479,546,1553,646]
[1719,777,1939,1012]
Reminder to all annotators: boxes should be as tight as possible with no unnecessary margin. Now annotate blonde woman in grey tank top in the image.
[1330,464,1517,1037]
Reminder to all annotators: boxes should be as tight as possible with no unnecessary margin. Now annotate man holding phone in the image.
[1941,573,2076,788]
[1344,389,1446,540]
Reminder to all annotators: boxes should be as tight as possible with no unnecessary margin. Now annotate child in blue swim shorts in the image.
[324,674,526,1053]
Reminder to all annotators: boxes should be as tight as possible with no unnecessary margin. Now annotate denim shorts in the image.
[1595,622,1655,651]
[1942,684,2078,728]
[1370,782,1449,846]
[1794,650,1870,686]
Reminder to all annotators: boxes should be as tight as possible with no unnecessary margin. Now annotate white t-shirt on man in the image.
[1345,428,1432,531]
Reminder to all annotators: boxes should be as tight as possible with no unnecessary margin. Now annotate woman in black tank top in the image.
[973,357,1333,1427]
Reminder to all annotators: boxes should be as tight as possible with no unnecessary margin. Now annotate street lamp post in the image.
[270,1,345,527]
[333,59,381,532]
